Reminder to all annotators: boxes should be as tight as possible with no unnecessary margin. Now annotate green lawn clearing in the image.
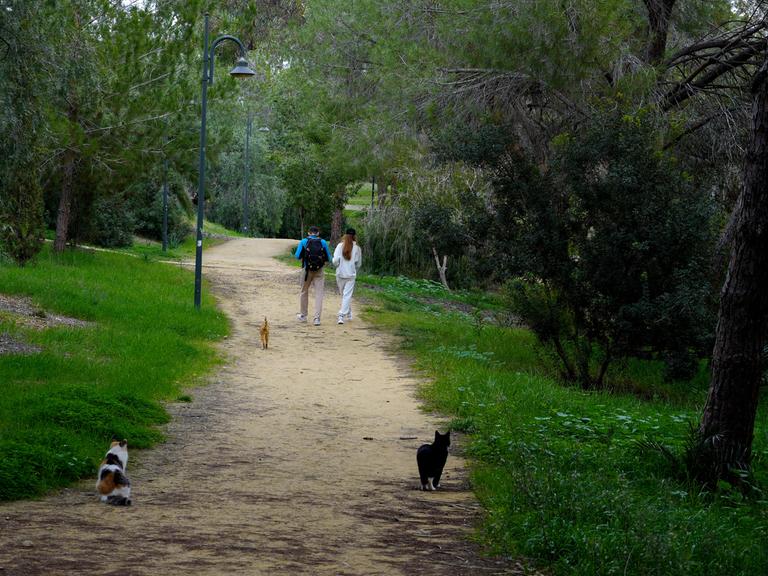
[0,244,228,500]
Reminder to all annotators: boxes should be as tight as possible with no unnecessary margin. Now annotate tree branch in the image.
[84,111,176,134]
[0,36,10,60]
[662,40,767,110]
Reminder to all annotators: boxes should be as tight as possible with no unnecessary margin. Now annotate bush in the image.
[90,196,134,248]
[431,117,515,167]
[362,163,494,288]
[495,113,718,388]
[0,160,44,265]
[279,152,336,234]
[362,204,431,277]
[130,176,192,247]
[207,137,288,237]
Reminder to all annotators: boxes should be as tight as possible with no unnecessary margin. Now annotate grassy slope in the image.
[355,275,768,576]
[343,182,377,233]
[112,218,239,261]
[347,181,376,207]
[0,244,228,500]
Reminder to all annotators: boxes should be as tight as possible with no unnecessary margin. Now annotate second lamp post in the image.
[194,13,256,309]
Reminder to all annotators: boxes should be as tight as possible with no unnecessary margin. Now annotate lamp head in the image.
[230,57,256,78]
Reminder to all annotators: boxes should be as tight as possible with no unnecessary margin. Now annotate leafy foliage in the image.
[497,113,718,387]
[130,171,194,248]
[207,123,287,237]
[89,196,135,248]
[0,160,44,265]
[363,163,494,287]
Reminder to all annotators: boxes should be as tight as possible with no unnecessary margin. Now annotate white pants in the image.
[336,276,356,317]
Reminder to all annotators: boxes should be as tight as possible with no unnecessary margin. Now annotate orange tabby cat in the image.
[260,316,269,350]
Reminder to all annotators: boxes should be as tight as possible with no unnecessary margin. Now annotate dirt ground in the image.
[0,238,523,576]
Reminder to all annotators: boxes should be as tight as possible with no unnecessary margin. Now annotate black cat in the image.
[417,430,450,491]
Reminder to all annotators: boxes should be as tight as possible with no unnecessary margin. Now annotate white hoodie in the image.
[333,242,362,278]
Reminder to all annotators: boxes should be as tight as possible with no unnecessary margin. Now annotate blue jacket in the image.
[294,235,332,267]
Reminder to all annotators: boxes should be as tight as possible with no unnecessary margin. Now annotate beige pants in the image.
[299,269,325,320]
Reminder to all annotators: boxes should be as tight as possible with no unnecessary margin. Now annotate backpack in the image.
[303,237,327,272]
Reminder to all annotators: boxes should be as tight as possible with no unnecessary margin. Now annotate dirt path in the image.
[0,238,519,576]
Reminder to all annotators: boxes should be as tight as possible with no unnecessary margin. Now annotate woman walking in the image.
[333,228,362,325]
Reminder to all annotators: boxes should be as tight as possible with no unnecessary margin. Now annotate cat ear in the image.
[434,430,440,440]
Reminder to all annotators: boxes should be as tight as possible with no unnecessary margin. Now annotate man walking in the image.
[295,226,333,326]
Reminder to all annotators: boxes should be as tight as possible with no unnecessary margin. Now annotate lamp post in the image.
[194,13,255,309]
[242,111,252,235]
[162,134,169,252]
[371,175,375,209]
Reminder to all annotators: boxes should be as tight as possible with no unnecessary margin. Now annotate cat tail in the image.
[107,495,132,506]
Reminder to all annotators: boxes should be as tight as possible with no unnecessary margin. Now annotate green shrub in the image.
[362,163,494,288]
[362,204,431,277]
[130,177,192,247]
[207,131,287,237]
[0,160,44,265]
[90,196,135,248]
[494,113,718,388]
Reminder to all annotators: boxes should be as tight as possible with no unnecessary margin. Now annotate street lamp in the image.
[242,111,252,235]
[162,133,169,252]
[194,13,256,309]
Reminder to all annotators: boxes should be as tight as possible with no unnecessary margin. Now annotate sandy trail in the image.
[0,238,518,575]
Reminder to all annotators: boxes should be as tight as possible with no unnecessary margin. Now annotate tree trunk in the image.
[643,0,676,65]
[376,173,386,208]
[697,57,768,483]
[54,100,79,253]
[53,147,76,253]
[432,246,450,291]
[331,207,343,246]
[389,173,398,203]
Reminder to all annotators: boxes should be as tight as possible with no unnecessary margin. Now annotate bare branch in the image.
[0,35,10,60]
[663,39,767,110]
[84,111,176,134]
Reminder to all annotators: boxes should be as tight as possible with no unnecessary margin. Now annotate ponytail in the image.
[342,233,355,260]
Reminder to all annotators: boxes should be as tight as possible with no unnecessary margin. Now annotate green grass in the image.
[201,219,244,238]
[343,182,377,231]
[347,181,377,207]
[115,234,226,262]
[358,278,768,576]
[0,244,228,501]
[112,219,239,262]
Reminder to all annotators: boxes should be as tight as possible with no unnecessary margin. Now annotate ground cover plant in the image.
[357,278,768,576]
[0,245,227,500]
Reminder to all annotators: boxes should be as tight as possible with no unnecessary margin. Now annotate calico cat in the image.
[260,316,269,350]
[417,430,450,491]
[96,439,132,506]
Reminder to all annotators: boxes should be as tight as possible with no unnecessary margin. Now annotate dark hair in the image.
[308,226,320,235]
[345,227,356,236]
